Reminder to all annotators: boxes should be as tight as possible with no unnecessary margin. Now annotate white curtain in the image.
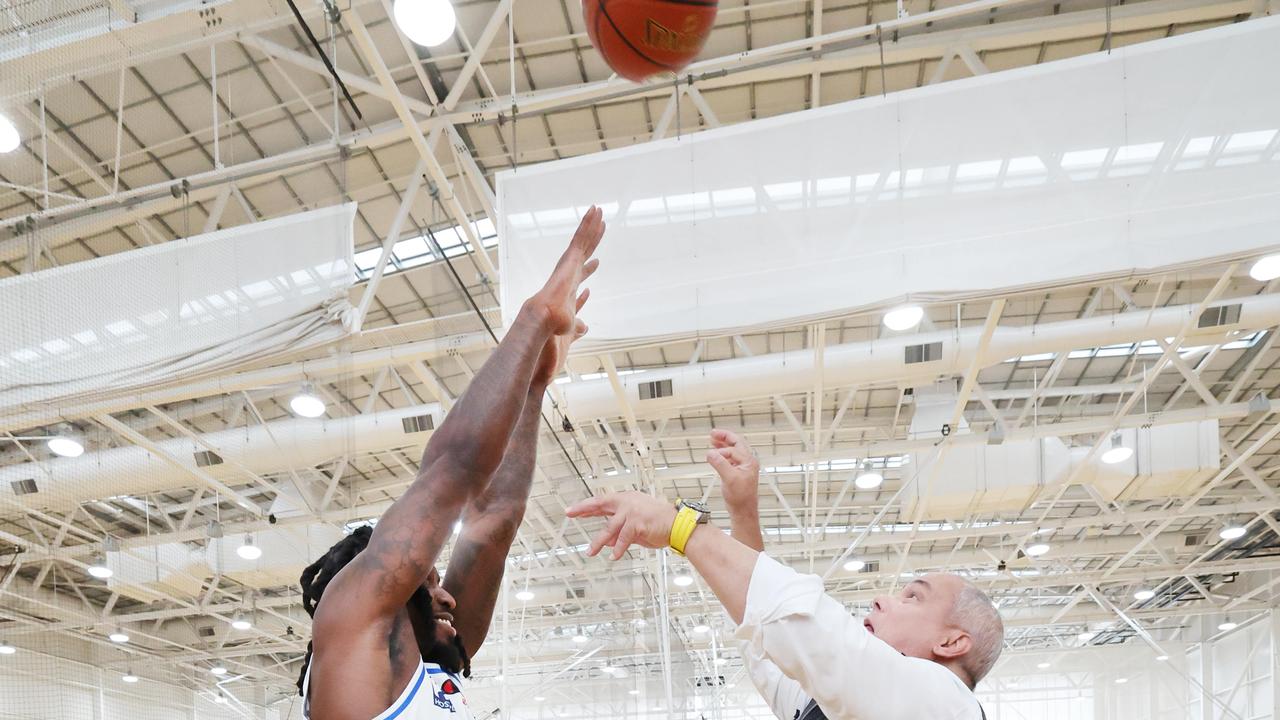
[498,17,1280,352]
[0,203,357,417]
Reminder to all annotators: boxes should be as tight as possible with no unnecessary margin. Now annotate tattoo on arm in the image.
[444,385,546,650]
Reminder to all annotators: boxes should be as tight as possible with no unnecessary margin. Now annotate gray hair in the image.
[950,581,1005,687]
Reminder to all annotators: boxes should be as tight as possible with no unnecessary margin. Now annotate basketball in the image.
[583,0,719,83]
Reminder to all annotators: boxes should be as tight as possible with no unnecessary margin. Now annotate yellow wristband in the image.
[669,506,699,556]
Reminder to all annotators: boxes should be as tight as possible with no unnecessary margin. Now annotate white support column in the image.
[1272,610,1280,720]
[1200,637,1215,720]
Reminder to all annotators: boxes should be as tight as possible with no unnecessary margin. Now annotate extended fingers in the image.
[576,287,591,312]
[588,515,625,558]
[566,495,613,518]
[612,525,639,561]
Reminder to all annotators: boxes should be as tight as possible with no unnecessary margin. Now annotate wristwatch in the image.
[668,498,711,556]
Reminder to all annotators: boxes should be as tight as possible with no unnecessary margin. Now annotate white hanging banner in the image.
[0,203,357,417]
[498,18,1280,352]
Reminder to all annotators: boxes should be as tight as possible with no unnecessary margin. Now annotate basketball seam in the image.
[598,0,681,74]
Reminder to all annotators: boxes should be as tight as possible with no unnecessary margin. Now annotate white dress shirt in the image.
[734,554,985,720]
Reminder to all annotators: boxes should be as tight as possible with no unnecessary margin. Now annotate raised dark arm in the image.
[315,208,604,631]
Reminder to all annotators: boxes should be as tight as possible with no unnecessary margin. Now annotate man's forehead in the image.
[915,573,964,596]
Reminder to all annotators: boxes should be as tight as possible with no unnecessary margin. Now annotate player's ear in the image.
[934,629,972,660]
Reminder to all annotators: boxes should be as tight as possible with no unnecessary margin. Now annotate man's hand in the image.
[706,429,760,512]
[527,206,604,337]
[565,492,678,560]
[707,429,766,552]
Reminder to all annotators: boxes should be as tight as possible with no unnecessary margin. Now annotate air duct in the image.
[1,403,442,513]
[558,294,1279,421]
[2,295,1273,514]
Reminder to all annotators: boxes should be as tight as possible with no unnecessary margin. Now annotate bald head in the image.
[865,573,1005,689]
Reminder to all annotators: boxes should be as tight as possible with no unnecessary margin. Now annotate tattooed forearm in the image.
[443,384,545,650]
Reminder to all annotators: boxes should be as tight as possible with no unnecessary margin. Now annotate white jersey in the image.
[303,661,474,720]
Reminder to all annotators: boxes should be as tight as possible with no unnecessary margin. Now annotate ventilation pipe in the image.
[1,295,1273,513]
[558,294,1280,421]
[2,403,442,513]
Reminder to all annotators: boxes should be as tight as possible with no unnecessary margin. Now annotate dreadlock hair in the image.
[295,526,472,696]
[297,525,373,694]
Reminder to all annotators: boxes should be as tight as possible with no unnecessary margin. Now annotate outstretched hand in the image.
[528,206,605,338]
[565,492,677,561]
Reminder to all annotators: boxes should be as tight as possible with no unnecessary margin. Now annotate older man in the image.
[567,429,1004,720]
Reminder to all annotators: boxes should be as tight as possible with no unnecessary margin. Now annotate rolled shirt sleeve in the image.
[733,554,981,720]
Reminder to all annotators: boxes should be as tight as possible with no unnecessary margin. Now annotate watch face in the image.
[683,500,710,514]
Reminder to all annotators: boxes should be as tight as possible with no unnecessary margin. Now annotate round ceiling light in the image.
[392,0,457,48]
[883,306,924,332]
[1250,254,1280,282]
[0,114,19,154]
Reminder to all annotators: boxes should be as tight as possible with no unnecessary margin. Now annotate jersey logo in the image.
[434,678,462,712]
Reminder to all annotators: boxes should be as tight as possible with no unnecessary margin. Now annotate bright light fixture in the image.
[0,113,19,153]
[1133,589,1155,601]
[714,657,727,666]
[534,696,546,702]
[1077,631,1096,643]
[1100,433,1133,465]
[1036,662,1050,670]
[214,694,228,705]
[516,589,535,602]
[1219,525,1247,541]
[87,557,113,579]
[628,689,640,696]
[0,642,15,655]
[1024,543,1050,558]
[883,305,924,331]
[210,665,228,676]
[1156,655,1169,662]
[855,471,884,490]
[109,630,130,643]
[47,435,84,458]
[572,634,588,644]
[693,624,710,635]
[392,0,457,48]
[494,674,504,682]
[1218,621,1238,631]
[1250,254,1280,282]
[231,614,252,631]
[122,673,139,683]
[237,535,262,561]
[673,574,694,587]
[290,386,326,418]
[843,559,866,573]
[1115,677,1128,685]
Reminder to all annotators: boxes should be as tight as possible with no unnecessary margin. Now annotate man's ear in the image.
[934,630,972,661]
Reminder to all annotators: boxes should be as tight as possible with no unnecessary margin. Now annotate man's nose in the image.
[872,596,888,613]
[432,585,457,610]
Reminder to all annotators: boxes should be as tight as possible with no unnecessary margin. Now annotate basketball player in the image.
[296,207,606,720]
[567,427,1003,720]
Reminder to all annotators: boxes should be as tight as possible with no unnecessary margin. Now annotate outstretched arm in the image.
[317,207,604,631]
[564,493,972,720]
[442,379,545,651]
[444,323,580,651]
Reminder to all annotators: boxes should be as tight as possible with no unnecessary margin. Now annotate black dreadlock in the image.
[295,526,471,696]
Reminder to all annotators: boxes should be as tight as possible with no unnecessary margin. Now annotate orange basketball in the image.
[584,0,719,83]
